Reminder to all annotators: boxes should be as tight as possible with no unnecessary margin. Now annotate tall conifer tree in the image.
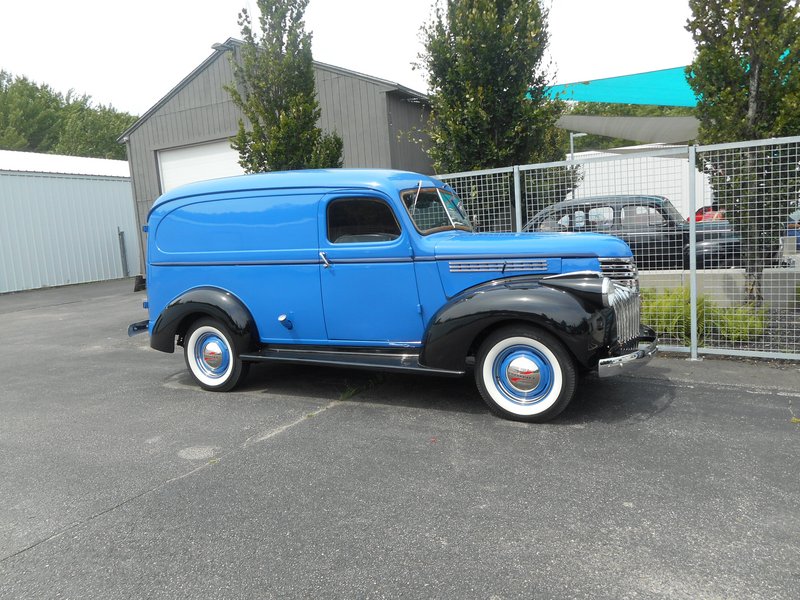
[226,0,343,173]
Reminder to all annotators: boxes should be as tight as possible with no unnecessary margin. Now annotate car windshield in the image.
[401,187,473,234]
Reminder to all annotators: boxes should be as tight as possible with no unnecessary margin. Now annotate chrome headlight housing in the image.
[601,276,614,307]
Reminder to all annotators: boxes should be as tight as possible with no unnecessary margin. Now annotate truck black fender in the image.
[150,287,259,354]
[419,275,612,372]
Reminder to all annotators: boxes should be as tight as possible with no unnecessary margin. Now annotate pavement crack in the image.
[0,400,342,564]
[0,474,199,565]
[0,299,84,316]
[246,399,340,445]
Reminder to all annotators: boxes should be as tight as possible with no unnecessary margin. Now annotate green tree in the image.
[686,0,800,303]
[687,0,800,143]
[0,71,136,159]
[0,71,62,152]
[419,0,565,173]
[54,93,137,160]
[225,0,343,173]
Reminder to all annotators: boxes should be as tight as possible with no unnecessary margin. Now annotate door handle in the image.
[319,251,331,268]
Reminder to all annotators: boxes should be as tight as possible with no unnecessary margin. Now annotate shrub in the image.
[640,287,767,344]
[641,287,710,344]
[707,303,768,342]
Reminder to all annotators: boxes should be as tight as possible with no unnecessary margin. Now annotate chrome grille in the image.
[599,257,638,290]
[608,283,641,345]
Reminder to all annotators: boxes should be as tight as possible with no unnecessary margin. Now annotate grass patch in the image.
[338,374,385,401]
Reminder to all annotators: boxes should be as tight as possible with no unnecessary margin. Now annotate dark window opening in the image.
[327,198,401,243]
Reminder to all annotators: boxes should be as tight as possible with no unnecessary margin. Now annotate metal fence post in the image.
[118,228,130,278]
[687,145,700,361]
[513,165,522,232]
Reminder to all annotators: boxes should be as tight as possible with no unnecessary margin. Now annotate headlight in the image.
[601,276,614,307]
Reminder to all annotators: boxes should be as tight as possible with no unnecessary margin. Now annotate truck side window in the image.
[327,197,402,243]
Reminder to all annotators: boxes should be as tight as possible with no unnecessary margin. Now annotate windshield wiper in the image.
[410,180,422,216]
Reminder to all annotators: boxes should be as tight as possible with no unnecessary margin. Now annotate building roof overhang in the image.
[117,37,429,144]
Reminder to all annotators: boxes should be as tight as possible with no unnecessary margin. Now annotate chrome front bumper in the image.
[598,326,658,378]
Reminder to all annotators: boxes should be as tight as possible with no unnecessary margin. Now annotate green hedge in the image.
[641,287,767,344]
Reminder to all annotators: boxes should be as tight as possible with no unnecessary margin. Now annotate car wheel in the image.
[475,325,577,422]
[184,318,249,391]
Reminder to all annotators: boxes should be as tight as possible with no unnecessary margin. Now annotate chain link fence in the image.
[439,136,800,361]
[436,166,516,232]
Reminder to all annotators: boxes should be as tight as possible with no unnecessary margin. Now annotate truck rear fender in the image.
[150,287,259,354]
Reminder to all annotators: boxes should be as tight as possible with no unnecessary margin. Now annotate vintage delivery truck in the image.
[129,169,657,422]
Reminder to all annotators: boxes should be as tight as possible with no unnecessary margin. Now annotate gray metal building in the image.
[0,150,139,293]
[119,38,433,266]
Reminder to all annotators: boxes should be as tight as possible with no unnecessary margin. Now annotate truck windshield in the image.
[401,187,473,234]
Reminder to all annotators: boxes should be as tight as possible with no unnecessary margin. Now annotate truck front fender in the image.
[150,287,258,354]
[420,276,611,372]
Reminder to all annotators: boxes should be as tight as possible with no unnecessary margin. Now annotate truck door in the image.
[318,194,424,343]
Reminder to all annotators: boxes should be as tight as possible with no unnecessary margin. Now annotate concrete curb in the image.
[629,354,800,395]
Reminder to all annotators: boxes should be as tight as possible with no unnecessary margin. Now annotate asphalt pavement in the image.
[1,279,798,599]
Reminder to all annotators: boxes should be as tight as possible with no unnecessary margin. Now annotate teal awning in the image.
[546,67,697,107]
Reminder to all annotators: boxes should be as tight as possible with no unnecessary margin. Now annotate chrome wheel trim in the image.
[186,325,234,387]
[481,336,563,416]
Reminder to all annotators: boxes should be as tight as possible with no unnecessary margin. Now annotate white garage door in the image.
[158,140,245,193]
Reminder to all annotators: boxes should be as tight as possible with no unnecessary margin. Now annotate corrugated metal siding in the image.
[386,93,434,174]
[316,65,391,167]
[0,172,139,293]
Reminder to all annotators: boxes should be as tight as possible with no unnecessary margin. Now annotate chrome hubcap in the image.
[202,341,224,370]
[505,356,541,393]
[193,332,231,379]
[493,344,555,406]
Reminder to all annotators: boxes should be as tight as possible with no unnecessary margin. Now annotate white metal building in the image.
[568,146,712,218]
[0,150,139,293]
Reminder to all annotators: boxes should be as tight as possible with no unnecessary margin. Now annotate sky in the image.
[0,0,696,116]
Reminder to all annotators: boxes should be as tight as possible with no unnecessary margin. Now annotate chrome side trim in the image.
[449,259,549,273]
[541,270,602,280]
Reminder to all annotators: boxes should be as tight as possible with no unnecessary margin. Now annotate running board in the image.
[239,347,465,377]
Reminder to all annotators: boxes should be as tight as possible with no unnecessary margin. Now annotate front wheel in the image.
[184,318,249,391]
[475,325,577,422]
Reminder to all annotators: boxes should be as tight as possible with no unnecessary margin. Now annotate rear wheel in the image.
[475,325,577,422]
[184,318,249,391]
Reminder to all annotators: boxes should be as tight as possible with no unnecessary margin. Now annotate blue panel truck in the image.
[129,170,657,422]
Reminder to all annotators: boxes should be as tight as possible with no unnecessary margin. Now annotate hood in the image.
[432,231,633,259]
[429,231,633,299]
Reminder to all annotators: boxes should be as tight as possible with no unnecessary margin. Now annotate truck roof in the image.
[150,169,445,214]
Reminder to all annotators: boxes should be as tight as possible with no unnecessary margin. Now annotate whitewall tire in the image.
[475,325,577,422]
[184,319,248,392]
